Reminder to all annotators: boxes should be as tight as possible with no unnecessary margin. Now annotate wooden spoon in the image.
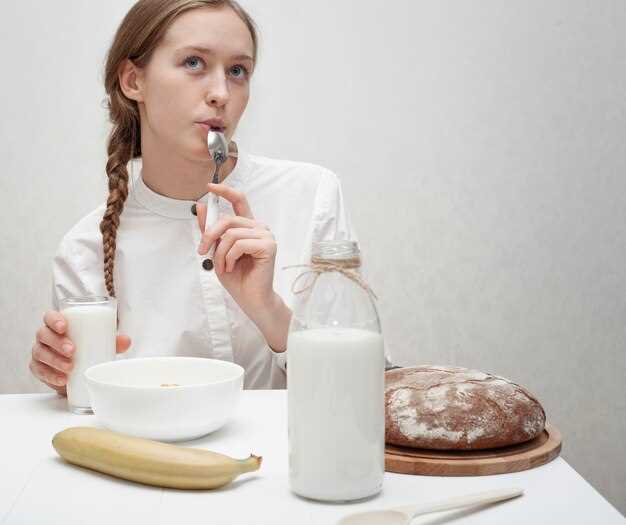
[336,487,524,525]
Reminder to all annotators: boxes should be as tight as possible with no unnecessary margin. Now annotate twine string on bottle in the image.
[282,256,378,301]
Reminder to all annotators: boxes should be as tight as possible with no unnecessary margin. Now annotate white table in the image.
[1,391,623,525]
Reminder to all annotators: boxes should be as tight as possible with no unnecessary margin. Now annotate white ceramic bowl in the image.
[85,357,244,442]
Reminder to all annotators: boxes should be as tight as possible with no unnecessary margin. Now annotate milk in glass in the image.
[60,296,117,414]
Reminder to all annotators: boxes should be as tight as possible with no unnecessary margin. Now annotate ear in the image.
[118,59,145,102]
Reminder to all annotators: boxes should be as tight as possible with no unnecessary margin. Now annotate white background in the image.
[0,0,624,514]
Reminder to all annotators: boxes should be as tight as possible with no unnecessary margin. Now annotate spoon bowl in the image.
[207,129,229,174]
[338,510,407,525]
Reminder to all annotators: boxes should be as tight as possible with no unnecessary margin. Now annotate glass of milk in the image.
[59,296,117,414]
[287,240,386,502]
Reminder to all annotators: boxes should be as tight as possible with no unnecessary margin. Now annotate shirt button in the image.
[202,258,214,271]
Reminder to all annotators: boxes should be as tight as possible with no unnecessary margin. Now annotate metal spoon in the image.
[204,130,229,260]
[336,487,524,525]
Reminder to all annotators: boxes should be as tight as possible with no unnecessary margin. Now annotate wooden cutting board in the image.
[385,422,562,476]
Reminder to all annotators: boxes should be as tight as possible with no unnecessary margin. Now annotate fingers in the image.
[212,228,269,273]
[116,334,132,354]
[30,320,131,395]
[223,238,277,273]
[32,342,73,374]
[36,325,74,358]
[46,382,67,396]
[29,355,68,388]
[196,202,207,233]
[43,310,67,335]
[198,215,260,255]
[206,183,255,219]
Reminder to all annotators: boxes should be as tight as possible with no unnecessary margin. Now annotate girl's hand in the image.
[29,310,132,396]
[196,183,277,312]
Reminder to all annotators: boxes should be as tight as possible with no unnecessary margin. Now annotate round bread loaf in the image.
[385,365,546,450]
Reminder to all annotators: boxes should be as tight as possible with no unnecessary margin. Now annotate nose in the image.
[204,69,229,108]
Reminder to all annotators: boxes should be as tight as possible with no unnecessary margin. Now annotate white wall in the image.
[1,0,624,514]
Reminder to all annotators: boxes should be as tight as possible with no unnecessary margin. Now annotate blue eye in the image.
[184,55,204,70]
[229,65,249,79]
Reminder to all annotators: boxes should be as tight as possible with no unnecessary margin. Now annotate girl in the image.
[28,0,357,392]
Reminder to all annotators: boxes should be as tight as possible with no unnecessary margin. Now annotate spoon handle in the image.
[395,487,524,519]
[204,192,219,260]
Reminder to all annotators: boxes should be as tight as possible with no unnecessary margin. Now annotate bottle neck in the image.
[310,255,361,272]
[311,241,361,268]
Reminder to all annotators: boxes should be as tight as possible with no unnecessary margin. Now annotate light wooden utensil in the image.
[336,487,524,525]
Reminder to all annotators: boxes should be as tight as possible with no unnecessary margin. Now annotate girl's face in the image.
[132,6,254,162]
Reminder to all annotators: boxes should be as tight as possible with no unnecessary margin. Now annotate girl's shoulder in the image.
[243,153,347,225]
[245,152,341,187]
[54,204,107,264]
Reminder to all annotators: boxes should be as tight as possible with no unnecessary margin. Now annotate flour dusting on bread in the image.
[385,365,546,450]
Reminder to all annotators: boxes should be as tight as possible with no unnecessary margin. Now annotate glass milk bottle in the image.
[287,240,385,502]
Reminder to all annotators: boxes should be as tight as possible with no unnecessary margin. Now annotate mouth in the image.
[198,119,226,133]
[197,123,226,134]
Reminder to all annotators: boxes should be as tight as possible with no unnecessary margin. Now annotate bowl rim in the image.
[84,356,245,390]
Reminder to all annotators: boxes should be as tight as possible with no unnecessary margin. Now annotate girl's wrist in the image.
[247,292,292,353]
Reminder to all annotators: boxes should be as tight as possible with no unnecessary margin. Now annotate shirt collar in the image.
[130,145,249,219]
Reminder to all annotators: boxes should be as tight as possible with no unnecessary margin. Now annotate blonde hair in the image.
[101,0,258,297]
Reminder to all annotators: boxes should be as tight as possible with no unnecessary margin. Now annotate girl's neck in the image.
[140,143,238,201]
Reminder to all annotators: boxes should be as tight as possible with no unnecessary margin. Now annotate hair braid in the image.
[100,124,135,297]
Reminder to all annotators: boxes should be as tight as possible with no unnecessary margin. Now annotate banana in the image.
[52,426,262,490]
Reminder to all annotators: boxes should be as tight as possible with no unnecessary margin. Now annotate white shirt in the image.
[51,147,359,389]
